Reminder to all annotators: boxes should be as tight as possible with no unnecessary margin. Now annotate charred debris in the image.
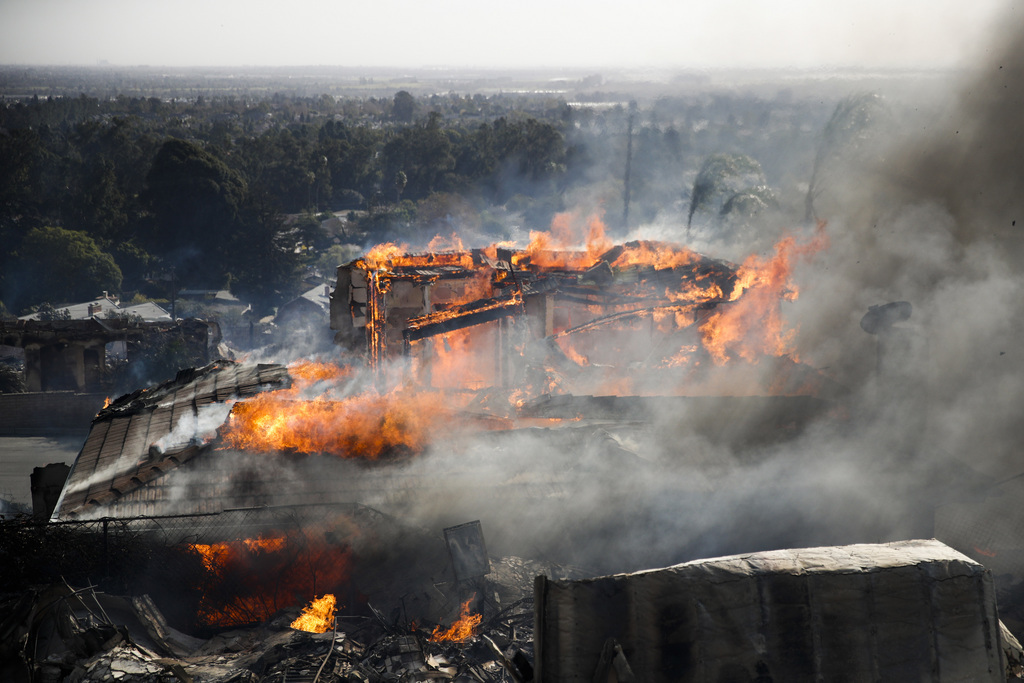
[3,238,1023,681]
[4,529,1024,682]
[0,502,558,683]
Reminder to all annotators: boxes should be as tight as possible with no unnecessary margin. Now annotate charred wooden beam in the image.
[548,301,727,340]
[366,270,389,369]
[403,295,523,343]
[553,290,662,307]
[581,260,614,285]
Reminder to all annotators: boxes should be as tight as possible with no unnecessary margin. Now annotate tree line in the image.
[1,86,856,317]
[0,91,572,316]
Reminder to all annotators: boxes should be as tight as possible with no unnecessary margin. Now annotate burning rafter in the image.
[403,293,524,343]
[548,300,727,341]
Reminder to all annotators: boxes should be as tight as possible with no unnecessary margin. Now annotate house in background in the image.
[174,290,246,319]
[17,293,172,323]
[262,283,333,353]
[174,290,255,349]
[17,294,174,364]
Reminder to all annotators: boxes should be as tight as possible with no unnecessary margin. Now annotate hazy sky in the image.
[0,0,1014,70]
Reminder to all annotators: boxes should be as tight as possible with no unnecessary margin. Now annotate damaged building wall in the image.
[328,244,740,381]
[0,319,217,394]
[534,539,1006,682]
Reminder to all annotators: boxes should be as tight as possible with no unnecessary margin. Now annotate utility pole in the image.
[623,100,637,231]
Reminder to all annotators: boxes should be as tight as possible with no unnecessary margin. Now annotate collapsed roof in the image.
[52,361,289,520]
[330,240,740,370]
[52,236,841,523]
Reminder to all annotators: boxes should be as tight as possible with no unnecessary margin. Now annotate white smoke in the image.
[151,402,234,454]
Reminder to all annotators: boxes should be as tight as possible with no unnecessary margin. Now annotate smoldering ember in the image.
[3,208,1024,683]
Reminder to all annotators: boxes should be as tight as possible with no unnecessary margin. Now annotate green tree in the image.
[392,91,416,123]
[315,244,362,278]
[227,189,304,316]
[142,138,247,286]
[112,239,155,290]
[65,160,129,242]
[34,303,72,321]
[9,226,122,313]
[805,93,886,221]
[381,112,455,200]
[415,192,480,236]
[318,122,381,205]
[0,129,54,309]
[456,117,567,201]
[687,154,767,230]
[394,170,407,203]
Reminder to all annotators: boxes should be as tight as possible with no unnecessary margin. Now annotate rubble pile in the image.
[0,553,554,683]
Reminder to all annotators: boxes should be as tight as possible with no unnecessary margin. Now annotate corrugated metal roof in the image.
[52,361,289,520]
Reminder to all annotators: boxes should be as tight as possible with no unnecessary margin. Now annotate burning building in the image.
[50,361,291,520]
[329,226,834,402]
[53,221,836,523]
[26,221,850,664]
[16,212,1024,681]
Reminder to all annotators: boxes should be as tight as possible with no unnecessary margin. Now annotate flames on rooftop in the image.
[202,213,831,463]
[51,211,835,635]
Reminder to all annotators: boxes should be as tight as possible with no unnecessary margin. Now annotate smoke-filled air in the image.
[154,11,1024,579]
[12,11,1024,668]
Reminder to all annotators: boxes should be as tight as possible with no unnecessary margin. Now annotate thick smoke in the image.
[354,13,1024,575]
[152,402,234,454]
[147,12,1024,580]
[791,11,1024,477]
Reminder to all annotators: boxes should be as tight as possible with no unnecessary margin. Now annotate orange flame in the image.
[290,594,337,633]
[189,529,351,629]
[610,241,700,270]
[428,328,494,389]
[220,348,468,459]
[699,230,827,365]
[519,211,611,269]
[429,596,483,643]
[556,338,591,366]
[288,360,353,385]
[243,535,286,553]
[102,396,112,409]
[425,233,475,268]
[361,242,408,270]
[218,386,449,459]
[360,239,477,271]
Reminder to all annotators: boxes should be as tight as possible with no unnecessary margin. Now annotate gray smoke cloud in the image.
[789,11,1024,478]
[361,12,1024,576]
[160,12,1024,580]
